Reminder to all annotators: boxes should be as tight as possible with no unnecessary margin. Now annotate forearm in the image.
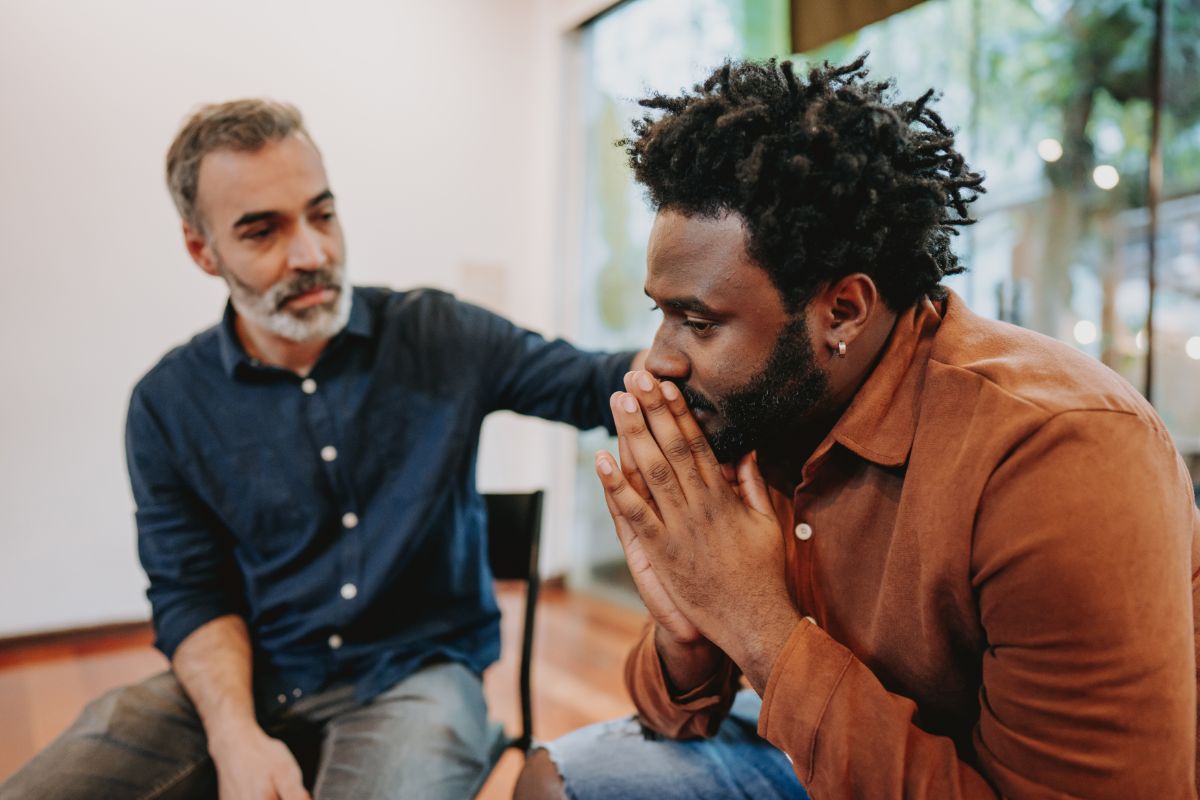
[173,614,310,797]
[759,621,998,799]
[172,613,260,752]
[718,604,802,695]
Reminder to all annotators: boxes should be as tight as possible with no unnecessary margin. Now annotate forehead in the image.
[195,134,329,223]
[645,210,782,313]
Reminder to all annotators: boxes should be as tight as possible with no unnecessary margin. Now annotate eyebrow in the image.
[231,189,335,229]
[644,288,718,316]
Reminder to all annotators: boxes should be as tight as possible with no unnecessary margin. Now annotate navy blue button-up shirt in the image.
[127,286,631,705]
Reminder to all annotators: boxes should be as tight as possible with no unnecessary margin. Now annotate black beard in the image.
[677,317,829,464]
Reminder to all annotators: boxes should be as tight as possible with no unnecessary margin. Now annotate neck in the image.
[234,314,329,377]
[758,310,900,491]
[756,407,840,491]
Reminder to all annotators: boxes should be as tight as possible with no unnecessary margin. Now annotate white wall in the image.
[0,0,600,636]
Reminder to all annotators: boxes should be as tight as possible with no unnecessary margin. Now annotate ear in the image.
[183,221,220,277]
[811,273,880,357]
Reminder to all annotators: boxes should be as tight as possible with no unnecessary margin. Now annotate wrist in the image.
[654,620,709,651]
[206,715,264,760]
[729,605,801,695]
[655,624,725,697]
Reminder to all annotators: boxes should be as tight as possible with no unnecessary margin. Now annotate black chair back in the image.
[483,490,544,752]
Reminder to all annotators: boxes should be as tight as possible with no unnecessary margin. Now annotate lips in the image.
[281,285,338,310]
[678,384,716,415]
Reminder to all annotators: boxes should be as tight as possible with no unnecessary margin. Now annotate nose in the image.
[287,220,329,272]
[645,328,690,383]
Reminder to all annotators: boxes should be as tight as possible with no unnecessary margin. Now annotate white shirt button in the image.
[340,583,358,600]
[328,633,343,650]
[342,512,359,529]
[320,445,338,462]
[276,693,287,704]
[795,522,813,541]
[301,378,317,395]
[292,687,303,698]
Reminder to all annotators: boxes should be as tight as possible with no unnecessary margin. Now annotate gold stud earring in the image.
[837,340,847,358]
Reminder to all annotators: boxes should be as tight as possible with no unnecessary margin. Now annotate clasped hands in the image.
[596,370,801,694]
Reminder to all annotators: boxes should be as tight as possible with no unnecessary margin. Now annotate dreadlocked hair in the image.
[623,54,985,311]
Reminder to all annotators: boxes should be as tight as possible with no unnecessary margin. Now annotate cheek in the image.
[689,339,762,400]
[324,225,347,260]
[225,250,290,294]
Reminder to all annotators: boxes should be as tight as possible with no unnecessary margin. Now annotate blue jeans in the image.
[0,661,498,800]
[540,690,808,800]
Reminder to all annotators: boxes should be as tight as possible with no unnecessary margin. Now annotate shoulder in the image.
[909,294,1182,513]
[364,285,482,328]
[362,285,465,315]
[927,293,1164,439]
[365,286,519,348]
[130,323,224,412]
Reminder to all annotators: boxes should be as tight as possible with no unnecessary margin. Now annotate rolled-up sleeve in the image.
[127,387,243,659]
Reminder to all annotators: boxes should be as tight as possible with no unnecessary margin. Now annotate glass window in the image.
[801,0,1199,480]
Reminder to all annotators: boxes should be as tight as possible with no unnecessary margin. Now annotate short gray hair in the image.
[165,99,312,230]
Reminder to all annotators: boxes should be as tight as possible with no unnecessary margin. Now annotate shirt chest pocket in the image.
[197,445,309,560]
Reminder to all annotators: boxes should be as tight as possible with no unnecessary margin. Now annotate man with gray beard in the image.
[0,100,637,800]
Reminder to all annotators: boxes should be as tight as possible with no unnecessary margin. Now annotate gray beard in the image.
[222,262,352,343]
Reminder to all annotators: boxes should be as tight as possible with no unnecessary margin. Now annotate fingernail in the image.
[621,395,638,414]
[597,455,613,475]
[661,381,679,400]
[636,372,654,392]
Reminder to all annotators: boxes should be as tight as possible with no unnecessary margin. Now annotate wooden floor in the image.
[0,583,648,799]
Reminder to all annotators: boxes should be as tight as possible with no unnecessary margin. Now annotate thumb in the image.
[735,451,773,517]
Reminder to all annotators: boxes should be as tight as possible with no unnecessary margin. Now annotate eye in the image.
[243,225,274,241]
[684,318,718,336]
[649,303,660,312]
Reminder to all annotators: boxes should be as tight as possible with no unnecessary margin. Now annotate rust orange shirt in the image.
[626,292,1200,798]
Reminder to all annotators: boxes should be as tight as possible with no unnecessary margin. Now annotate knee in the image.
[514,748,566,800]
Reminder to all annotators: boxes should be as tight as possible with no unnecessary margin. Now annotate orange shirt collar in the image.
[822,293,946,469]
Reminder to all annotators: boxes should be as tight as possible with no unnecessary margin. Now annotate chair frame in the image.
[483,490,544,753]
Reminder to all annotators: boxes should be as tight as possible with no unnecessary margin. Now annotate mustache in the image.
[674,381,717,414]
[272,269,342,310]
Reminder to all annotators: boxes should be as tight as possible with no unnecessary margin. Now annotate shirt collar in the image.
[217,286,375,378]
[342,287,374,339]
[823,292,946,469]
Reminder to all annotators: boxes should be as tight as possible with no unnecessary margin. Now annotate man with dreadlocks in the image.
[517,56,1199,799]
